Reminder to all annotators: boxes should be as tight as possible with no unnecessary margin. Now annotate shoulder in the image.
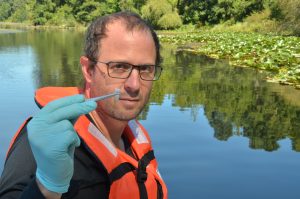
[0,119,37,198]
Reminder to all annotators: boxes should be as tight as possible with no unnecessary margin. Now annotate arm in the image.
[0,95,96,199]
[26,94,96,196]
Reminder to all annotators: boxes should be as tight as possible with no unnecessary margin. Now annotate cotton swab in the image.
[86,88,120,102]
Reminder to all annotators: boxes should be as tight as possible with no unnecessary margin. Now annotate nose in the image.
[124,68,140,95]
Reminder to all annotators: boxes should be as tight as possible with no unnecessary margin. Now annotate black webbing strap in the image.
[139,150,155,168]
[156,179,164,199]
[108,150,156,199]
[109,162,136,183]
[137,150,155,199]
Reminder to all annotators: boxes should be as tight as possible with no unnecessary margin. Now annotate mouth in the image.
[119,98,139,102]
[118,97,140,108]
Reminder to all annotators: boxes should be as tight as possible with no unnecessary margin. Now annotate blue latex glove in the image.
[27,94,97,193]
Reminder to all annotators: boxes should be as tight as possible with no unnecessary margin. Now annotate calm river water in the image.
[1,29,300,199]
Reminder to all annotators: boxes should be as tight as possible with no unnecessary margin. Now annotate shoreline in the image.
[0,22,86,30]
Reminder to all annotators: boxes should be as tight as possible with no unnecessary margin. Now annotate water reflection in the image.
[158,46,300,152]
[1,30,300,152]
[0,29,84,87]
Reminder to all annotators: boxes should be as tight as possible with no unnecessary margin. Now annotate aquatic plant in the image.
[159,31,300,87]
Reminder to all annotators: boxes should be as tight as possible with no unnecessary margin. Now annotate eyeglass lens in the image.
[107,62,161,80]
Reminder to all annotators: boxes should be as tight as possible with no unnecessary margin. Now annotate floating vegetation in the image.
[159,32,300,87]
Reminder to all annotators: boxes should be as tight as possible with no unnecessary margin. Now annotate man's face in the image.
[84,21,156,121]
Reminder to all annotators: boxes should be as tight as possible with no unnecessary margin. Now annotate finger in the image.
[40,94,85,114]
[52,119,74,132]
[56,130,81,153]
[46,100,97,124]
[63,130,81,149]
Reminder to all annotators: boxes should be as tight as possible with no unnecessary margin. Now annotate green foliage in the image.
[141,0,172,27]
[230,0,264,22]
[4,0,35,22]
[33,0,55,25]
[177,0,218,25]
[74,0,120,24]
[118,0,139,13]
[141,0,181,29]
[0,1,11,21]
[270,0,300,36]
[269,0,283,20]
[75,1,104,24]
[0,0,298,36]
[213,0,235,23]
[48,4,77,27]
[159,31,300,86]
[212,9,278,34]
[118,0,146,13]
[157,12,182,30]
[10,9,28,22]
[178,0,264,25]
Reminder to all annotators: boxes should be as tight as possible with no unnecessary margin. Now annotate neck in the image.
[89,110,127,151]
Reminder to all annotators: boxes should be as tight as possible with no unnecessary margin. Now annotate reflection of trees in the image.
[208,111,233,141]
[0,30,84,87]
[30,30,84,87]
[157,46,300,152]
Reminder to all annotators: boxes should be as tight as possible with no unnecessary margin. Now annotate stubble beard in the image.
[97,93,151,122]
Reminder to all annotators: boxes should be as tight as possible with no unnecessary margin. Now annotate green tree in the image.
[231,0,264,22]
[74,0,120,24]
[212,0,235,23]
[157,12,182,29]
[177,0,218,25]
[141,0,182,29]
[9,0,28,22]
[177,0,264,25]
[33,0,55,25]
[75,1,103,24]
[48,4,77,26]
[0,1,11,21]
[270,0,300,36]
[118,0,139,13]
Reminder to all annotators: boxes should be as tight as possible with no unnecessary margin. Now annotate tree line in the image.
[0,0,299,35]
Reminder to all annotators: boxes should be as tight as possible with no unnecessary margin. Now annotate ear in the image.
[80,56,93,83]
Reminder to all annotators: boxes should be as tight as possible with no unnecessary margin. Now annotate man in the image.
[0,11,167,199]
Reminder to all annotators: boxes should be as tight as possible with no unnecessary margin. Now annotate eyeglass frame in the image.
[91,60,163,81]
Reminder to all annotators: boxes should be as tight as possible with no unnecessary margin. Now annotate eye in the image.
[109,62,132,72]
[139,65,155,73]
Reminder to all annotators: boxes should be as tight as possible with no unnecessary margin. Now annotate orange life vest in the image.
[34,87,168,199]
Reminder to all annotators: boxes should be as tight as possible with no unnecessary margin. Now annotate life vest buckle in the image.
[137,160,148,183]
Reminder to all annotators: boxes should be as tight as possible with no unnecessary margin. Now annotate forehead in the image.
[98,20,156,63]
[104,19,152,39]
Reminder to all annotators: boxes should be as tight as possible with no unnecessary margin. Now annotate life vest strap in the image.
[156,179,164,199]
[109,162,136,183]
[108,150,155,199]
[137,150,154,183]
[137,150,155,199]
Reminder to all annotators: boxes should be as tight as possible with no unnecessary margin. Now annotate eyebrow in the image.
[109,61,156,66]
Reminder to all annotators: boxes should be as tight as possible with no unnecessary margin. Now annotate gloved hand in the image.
[27,94,97,193]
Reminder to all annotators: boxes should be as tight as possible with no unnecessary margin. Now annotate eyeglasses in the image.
[94,61,163,81]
